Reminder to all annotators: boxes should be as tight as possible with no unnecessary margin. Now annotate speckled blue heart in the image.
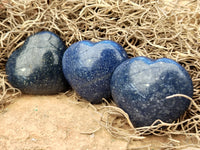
[6,31,69,94]
[111,56,193,127]
[62,40,128,104]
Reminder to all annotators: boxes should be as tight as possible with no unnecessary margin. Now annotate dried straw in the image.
[0,0,200,149]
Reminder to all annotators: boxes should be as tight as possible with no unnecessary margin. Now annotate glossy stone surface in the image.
[111,56,193,127]
[62,40,128,103]
[6,31,69,94]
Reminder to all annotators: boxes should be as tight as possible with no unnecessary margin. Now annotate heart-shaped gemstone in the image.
[6,31,69,94]
[62,40,128,103]
[111,56,193,127]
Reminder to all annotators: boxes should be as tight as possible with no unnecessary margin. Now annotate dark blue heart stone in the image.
[6,31,69,94]
[111,56,193,127]
[62,40,128,103]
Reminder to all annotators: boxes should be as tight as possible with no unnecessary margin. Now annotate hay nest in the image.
[0,0,200,149]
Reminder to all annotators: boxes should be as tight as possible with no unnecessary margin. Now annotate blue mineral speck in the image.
[6,31,69,94]
[62,40,128,103]
[111,56,193,127]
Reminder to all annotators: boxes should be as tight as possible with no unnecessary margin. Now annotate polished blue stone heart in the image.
[6,31,69,94]
[62,40,128,103]
[111,56,193,127]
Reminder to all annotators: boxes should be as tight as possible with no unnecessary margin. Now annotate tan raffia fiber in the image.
[0,0,200,149]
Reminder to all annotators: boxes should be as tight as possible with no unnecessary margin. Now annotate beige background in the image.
[0,95,199,150]
[0,0,199,149]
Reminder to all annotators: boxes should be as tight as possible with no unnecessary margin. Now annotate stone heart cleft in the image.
[62,40,128,104]
[6,31,69,94]
[111,56,193,127]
